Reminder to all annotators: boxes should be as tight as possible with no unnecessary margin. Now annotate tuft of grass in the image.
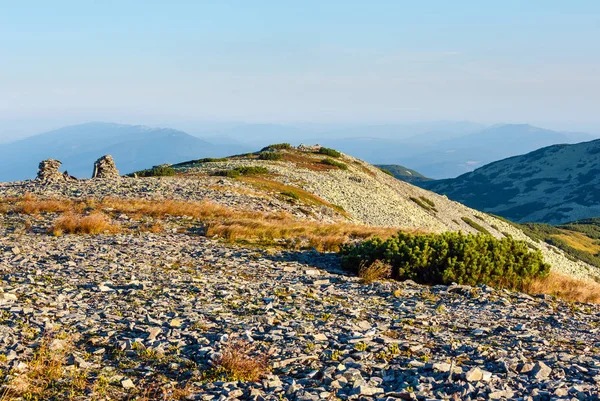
[259,152,283,161]
[523,272,600,304]
[1,334,87,400]
[317,147,342,157]
[461,217,491,235]
[320,158,348,170]
[358,260,392,284]
[204,339,269,382]
[51,212,120,236]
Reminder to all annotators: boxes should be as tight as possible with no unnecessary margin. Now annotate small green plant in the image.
[213,166,269,178]
[462,217,491,235]
[172,157,228,167]
[132,165,176,177]
[261,143,292,151]
[355,342,368,352]
[410,196,438,213]
[259,152,283,161]
[379,167,394,176]
[321,158,348,170]
[317,147,342,157]
[280,191,299,200]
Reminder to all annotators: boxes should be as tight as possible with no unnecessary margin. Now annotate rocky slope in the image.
[422,139,600,225]
[0,227,599,400]
[1,146,598,282]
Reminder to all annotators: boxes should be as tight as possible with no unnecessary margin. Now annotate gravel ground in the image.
[1,228,599,400]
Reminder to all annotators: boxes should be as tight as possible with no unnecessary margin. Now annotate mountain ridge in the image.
[421,138,600,224]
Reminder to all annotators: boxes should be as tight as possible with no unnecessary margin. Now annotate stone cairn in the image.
[92,155,120,179]
[37,159,75,182]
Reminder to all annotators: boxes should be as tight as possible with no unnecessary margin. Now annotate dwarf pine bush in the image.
[259,152,283,161]
[318,147,342,157]
[340,231,550,289]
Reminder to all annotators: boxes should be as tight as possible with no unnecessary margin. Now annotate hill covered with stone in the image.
[421,139,600,224]
[1,144,599,400]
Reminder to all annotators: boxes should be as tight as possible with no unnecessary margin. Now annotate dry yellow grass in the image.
[552,230,600,254]
[210,339,269,382]
[358,260,392,284]
[524,272,600,304]
[1,195,400,251]
[1,334,87,400]
[239,176,348,215]
[51,212,121,236]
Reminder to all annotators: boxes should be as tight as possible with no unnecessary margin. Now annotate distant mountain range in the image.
[1,120,597,183]
[0,122,251,181]
[375,164,432,184]
[421,139,600,224]
[180,122,597,179]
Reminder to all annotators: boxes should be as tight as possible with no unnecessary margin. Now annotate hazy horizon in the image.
[2,1,600,142]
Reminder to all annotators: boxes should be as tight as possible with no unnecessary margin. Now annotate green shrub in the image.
[261,143,292,151]
[132,165,176,177]
[213,169,241,178]
[259,152,283,161]
[410,197,437,213]
[321,158,348,170]
[462,217,491,235]
[212,166,269,178]
[340,231,550,289]
[280,191,299,200]
[317,147,342,157]
[172,158,228,167]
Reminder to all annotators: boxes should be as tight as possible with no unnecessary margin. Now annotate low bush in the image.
[321,158,348,170]
[133,165,176,177]
[340,231,550,289]
[172,158,228,167]
[318,147,342,157]
[410,196,437,213]
[213,169,241,178]
[213,166,269,178]
[259,152,283,161]
[261,143,291,151]
[379,168,394,176]
[462,216,491,235]
[280,191,299,200]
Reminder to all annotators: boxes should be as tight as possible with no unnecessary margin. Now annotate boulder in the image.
[92,155,120,179]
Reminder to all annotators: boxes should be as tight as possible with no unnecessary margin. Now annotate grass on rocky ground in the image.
[202,339,270,383]
[523,272,600,304]
[0,333,85,400]
[0,194,398,252]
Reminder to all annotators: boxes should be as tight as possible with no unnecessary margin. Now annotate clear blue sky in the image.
[1,0,599,134]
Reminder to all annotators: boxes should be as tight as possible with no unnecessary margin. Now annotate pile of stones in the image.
[92,155,120,179]
[36,159,75,182]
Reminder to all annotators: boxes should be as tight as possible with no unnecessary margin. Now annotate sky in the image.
[1,0,599,139]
